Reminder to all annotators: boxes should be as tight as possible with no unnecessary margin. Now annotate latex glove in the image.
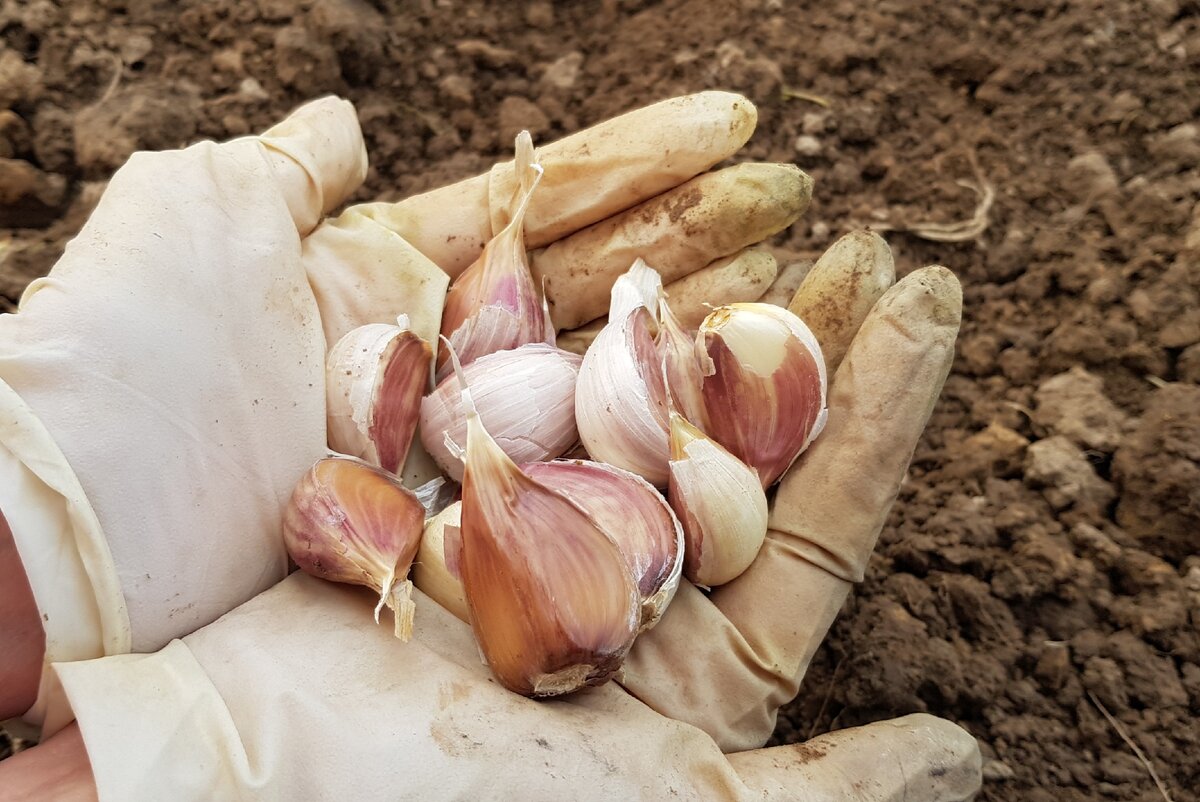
[49,257,980,799]
[1,94,982,798]
[0,92,786,731]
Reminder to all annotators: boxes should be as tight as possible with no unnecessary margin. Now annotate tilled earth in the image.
[2,0,1199,799]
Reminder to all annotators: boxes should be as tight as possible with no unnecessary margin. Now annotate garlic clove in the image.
[283,456,425,640]
[437,131,553,380]
[697,302,828,487]
[458,368,641,697]
[575,259,672,486]
[412,501,471,623]
[523,460,683,631]
[326,316,432,475]
[667,413,768,587]
[419,342,581,482]
[657,295,708,431]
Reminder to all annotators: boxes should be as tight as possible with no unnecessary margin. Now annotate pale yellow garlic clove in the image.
[575,259,672,486]
[667,414,768,587]
[412,501,470,623]
[283,456,425,640]
[697,302,828,487]
[326,316,432,475]
[523,460,683,630]
[437,131,553,380]
[455,359,642,697]
[419,343,581,482]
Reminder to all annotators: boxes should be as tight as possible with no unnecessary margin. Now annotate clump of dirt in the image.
[2,0,1198,798]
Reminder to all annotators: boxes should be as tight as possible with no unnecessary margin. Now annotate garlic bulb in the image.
[437,131,553,380]
[283,456,425,640]
[575,260,671,486]
[412,501,470,623]
[697,302,828,486]
[523,460,683,630]
[326,316,431,474]
[453,357,641,697]
[419,343,581,482]
[667,413,768,587]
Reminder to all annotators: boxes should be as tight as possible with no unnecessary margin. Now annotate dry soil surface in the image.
[1,1,1199,800]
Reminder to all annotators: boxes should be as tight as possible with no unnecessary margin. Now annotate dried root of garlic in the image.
[283,456,425,640]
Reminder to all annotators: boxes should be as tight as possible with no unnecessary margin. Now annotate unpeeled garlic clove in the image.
[438,131,553,380]
[697,302,828,487]
[419,343,581,482]
[657,295,708,431]
[575,259,671,486]
[283,456,425,640]
[522,460,683,630]
[455,361,641,697]
[326,316,432,474]
[412,501,470,623]
[667,413,768,587]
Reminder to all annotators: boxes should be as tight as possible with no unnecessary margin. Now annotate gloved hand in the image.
[0,91,791,729]
[0,95,982,799]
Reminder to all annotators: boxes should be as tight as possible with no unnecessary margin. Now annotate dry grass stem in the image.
[1088,691,1174,802]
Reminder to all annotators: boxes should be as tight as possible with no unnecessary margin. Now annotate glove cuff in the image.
[55,641,238,802]
[0,378,129,737]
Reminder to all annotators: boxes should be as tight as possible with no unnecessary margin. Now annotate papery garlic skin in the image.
[457,373,641,697]
[667,414,768,587]
[412,501,470,623]
[523,460,683,630]
[283,456,425,640]
[326,317,431,474]
[438,131,553,380]
[419,343,581,482]
[575,260,672,486]
[657,296,708,430]
[698,302,828,487]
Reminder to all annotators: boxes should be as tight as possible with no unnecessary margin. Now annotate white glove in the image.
[0,92,770,729]
[52,574,979,801]
[0,94,983,800]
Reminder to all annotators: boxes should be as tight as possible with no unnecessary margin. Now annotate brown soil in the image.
[2,0,1199,798]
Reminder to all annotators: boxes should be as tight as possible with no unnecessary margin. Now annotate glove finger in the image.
[621,267,961,751]
[532,162,811,330]
[727,714,982,801]
[255,96,367,236]
[342,91,756,276]
[557,246,778,354]
[301,204,450,353]
[787,230,895,374]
